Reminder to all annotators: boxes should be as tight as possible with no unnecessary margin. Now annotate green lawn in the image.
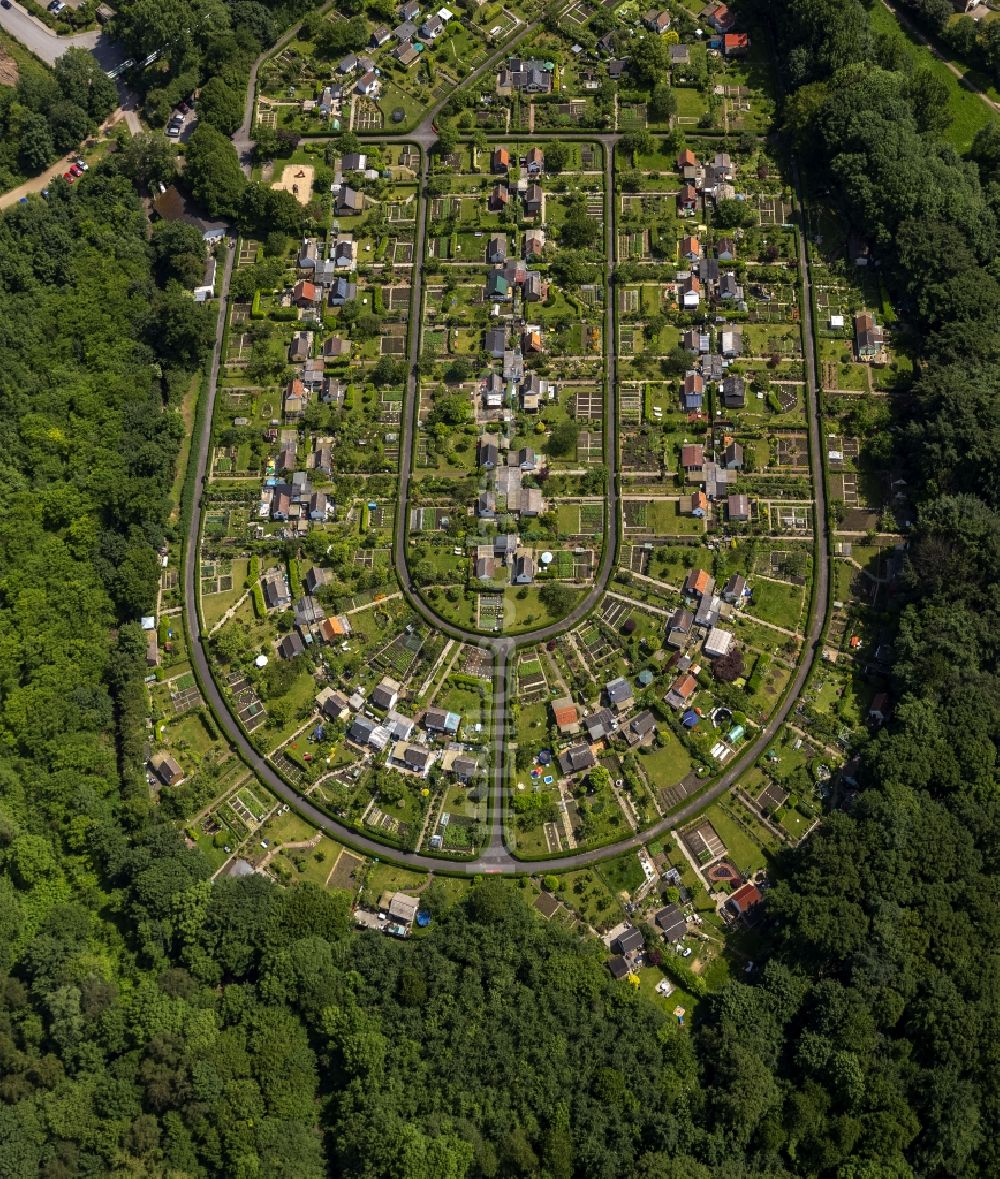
[637,730,693,795]
[868,1,995,152]
[273,835,344,889]
[423,585,478,630]
[259,809,316,845]
[553,869,623,931]
[510,819,552,858]
[702,802,774,877]
[673,86,707,120]
[504,586,583,633]
[202,559,250,628]
[646,543,702,587]
[514,700,551,760]
[260,668,323,751]
[572,778,632,849]
[777,805,813,842]
[556,504,581,535]
[163,709,223,760]
[186,825,235,873]
[637,966,699,1021]
[365,862,427,902]
[745,578,805,632]
[653,500,706,536]
[599,852,646,896]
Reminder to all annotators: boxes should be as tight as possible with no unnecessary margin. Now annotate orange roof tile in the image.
[552,701,578,727]
[690,569,710,593]
[730,882,762,911]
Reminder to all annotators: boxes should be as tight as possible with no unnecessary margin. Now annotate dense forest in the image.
[697,1,1000,1174]
[109,0,328,128]
[0,0,998,1175]
[1,0,328,191]
[0,48,116,190]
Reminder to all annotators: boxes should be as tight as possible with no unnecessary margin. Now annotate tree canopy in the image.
[0,48,117,190]
[0,0,998,1173]
[687,4,1000,1173]
[184,123,247,218]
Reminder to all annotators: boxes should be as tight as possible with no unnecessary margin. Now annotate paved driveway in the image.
[0,1,122,69]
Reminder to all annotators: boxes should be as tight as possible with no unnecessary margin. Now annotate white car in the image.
[74,159,88,172]
[106,58,135,80]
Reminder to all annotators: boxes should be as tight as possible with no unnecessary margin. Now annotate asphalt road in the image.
[387,127,620,865]
[233,16,310,172]
[0,1,122,68]
[182,243,481,870]
[179,14,831,874]
[177,12,575,874]
[481,167,831,872]
[390,131,622,639]
[481,638,515,869]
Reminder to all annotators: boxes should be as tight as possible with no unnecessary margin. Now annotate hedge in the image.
[746,653,770,696]
[659,954,709,998]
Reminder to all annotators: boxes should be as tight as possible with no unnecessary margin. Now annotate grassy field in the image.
[261,669,324,751]
[639,499,706,537]
[702,801,774,877]
[510,819,552,858]
[163,709,222,760]
[203,559,250,628]
[745,578,805,632]
[274,835,344,888]
[504,586,583,633]
[365,862,427,901]
[637,965,699,1021]
[169,372,203,521]
[259,809,316,845]
[598,851,646,896]
[637,729,693,794]
[868,1,995,153]
[553,869,623,931]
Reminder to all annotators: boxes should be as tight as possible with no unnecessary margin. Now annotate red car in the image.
[63,172,75,183]
[68,163,83,177]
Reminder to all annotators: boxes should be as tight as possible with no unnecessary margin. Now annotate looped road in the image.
[181,19,830,874]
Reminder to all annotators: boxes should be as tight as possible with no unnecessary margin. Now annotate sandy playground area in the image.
[273,164,315,207]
